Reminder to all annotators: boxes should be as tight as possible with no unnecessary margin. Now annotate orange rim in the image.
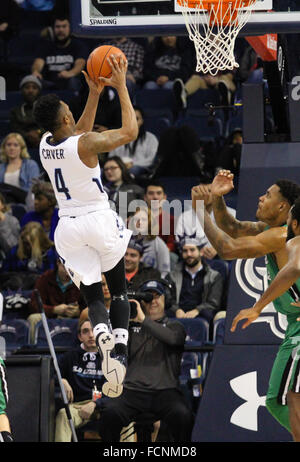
[177,0,254,25]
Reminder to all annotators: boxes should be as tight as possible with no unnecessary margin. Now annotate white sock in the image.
[113,328,128,346]
[93,323,109,340]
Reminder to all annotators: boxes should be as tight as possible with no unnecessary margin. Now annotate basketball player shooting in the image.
[33,55,138,398]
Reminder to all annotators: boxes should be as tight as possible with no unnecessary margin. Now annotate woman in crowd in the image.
[0,192,20,257]
[0,133,40,203]
[108,107,158,178]
[102,156,144,216]
[1,221,57,290]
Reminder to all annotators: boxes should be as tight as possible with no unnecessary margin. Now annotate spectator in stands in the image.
[215,128,243,180]
[124,238,161,291]
[170,238,223,323]
[9,75,42,148]
[0,192,20,258]
[70,86,121,134]
[175,181,236,260]
[0,0,21,60]
[128,207,170,277]
[144,180,176,253]
[31,16,87,91]
[143,36,194,90]
[108,106,158,179]
[20,179,59,241]
[27,256,86,342]
[0,221,56,291]
[54,318,106,442]
[0,132,40,203]
[102,36,144,98]
[98,279,193,442]
[173,71,236,110]
[102,156,144,219]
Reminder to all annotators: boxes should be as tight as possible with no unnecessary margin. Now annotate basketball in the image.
[87,45,127,82]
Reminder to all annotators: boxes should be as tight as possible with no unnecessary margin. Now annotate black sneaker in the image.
[173,78,187,110]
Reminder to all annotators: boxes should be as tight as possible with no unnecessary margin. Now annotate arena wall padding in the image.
[5,355,55,442]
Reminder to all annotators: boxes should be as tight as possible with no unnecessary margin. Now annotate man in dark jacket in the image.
[170,238,223,322]
[55,318,106,441]
[98,279,193,442]
[9,75,42,148]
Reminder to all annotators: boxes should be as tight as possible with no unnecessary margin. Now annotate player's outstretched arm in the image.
[75,71,104,134]
[211,170,265,238]
[192,185,286,260]
[78,55,138,159]
[231,236,300,331]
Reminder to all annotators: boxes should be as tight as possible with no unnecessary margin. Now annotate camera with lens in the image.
[127,290,153,319]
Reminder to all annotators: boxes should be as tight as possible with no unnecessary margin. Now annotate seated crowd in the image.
[0,0,263,442]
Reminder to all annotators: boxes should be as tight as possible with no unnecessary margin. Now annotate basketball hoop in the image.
[177,0,257,75]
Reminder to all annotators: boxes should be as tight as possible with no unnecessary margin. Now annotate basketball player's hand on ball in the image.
[100,54,128,90]
[211,169,234,197]
[230,306,261,332]
[82,70,104,95]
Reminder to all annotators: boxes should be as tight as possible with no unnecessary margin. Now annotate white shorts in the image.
[54,209,132,288]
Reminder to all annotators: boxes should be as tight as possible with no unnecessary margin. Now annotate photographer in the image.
[98,279,194,442]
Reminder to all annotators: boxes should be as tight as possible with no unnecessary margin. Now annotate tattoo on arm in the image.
[213,196,265,237]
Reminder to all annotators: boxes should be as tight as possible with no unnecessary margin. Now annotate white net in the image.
[180,0,257,75]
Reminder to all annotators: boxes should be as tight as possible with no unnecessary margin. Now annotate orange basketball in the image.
[87,45,127,82]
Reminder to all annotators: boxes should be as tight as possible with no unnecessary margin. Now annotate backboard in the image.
[71,0,300,38]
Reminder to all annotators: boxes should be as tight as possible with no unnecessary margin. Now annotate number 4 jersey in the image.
[40,133,109,217]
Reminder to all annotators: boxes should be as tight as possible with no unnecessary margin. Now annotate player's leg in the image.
[287,390,300,441]
[79,279,125,394]
[0,359,13,442]
[104,257,130,359]
[265,338,297,434]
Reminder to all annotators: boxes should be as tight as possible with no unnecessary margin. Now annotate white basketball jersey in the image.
[40,133,110,217]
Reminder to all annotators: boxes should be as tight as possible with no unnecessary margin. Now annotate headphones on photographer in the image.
[137,278,174,311]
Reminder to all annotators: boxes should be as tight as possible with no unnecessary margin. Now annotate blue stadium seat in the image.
[8,31,41,66]
[207,259,230,284]
[0,120,10,137]
[0,319,30,351]
[0,91,23,119]
[212,317,226,344]
[34,318,79,348]
[177,317,210,347]
[11,203,27,222]
[180,350,209,412]
[159,176,200,202]
[135,88,175,113]
[143,114,172,139]
[187,88,221,111]
[176,112,223,142]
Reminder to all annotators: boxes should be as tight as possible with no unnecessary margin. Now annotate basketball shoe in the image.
[96,332,127,397]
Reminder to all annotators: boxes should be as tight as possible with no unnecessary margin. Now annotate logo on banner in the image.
[230,371,266,431]
[235,258,287,338]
